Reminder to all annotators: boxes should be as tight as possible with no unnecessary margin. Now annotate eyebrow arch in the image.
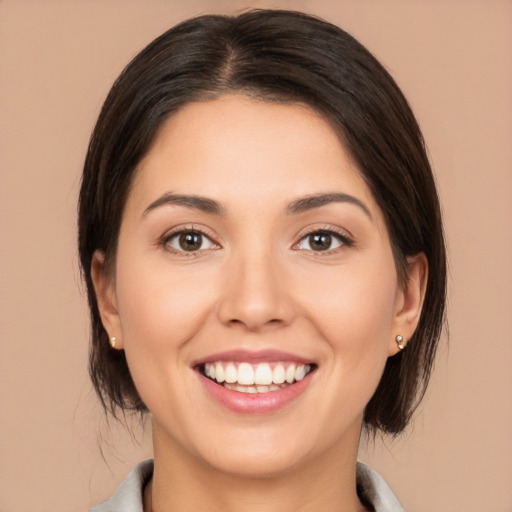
[286,193,372,220]
[142,193,225,217]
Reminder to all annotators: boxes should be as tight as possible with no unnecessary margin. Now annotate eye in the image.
[295,230,350,252]
[165,230,218,253]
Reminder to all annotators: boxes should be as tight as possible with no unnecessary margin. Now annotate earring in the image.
[110,336,117,348]
[396,335,407,350]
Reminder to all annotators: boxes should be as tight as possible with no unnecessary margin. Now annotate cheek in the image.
[114,253,216,360]
[300,253,398,393]
[303,256,397,342]
[113,253,220,417]
[301,262,397,431]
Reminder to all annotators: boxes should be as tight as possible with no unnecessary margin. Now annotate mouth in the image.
[196,361,317,394]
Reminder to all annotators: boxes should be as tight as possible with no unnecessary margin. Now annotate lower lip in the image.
[198,372,314,414]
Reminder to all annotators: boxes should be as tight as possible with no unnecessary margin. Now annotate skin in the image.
[92,95,427,512]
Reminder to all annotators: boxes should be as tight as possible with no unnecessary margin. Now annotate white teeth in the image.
[285,364,296,384]
[254,363,273,385]
[272,364,286,384]
[214,362,225,383]
[225,363,237,383]
[295,364,307,381]
[237,363,255,385]
[225,383,285,394]
[203,361,314,390]
[206,363,215,379]
[224,383,258,393]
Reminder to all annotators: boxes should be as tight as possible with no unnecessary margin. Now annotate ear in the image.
[91,250,123,350]
[388,253,428,356]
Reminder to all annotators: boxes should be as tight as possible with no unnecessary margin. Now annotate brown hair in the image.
[78,9,446,435]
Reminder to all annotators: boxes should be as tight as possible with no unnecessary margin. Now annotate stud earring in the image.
[396,335,407,350]
[110,336,117,348]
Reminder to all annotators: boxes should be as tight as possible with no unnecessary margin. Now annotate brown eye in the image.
[166,230,217,253]
[296,230,346,252]
[309,233,332,251]
[179,232,203,251]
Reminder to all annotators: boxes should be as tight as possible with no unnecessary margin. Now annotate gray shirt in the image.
[89,459,404,512]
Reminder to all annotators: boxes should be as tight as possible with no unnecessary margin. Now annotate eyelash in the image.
[161,226,354,256]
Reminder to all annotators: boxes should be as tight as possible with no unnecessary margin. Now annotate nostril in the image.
[225,316,285,332]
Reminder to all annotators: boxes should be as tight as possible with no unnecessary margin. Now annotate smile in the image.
[201,361,314,394]
[194,350,317,413]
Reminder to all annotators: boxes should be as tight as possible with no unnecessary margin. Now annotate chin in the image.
[202,439,315,479]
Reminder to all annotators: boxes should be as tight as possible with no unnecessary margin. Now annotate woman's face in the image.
[94,95,422,477]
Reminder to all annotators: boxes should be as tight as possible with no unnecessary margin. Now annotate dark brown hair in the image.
[78,9,446,435]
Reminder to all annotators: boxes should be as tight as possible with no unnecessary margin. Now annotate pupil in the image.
[179,232,202,251]
[311,233,331,251]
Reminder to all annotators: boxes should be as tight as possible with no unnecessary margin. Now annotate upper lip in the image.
[192,349,315,366]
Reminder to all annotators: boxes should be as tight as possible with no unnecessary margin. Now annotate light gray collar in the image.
[89,459,404,512]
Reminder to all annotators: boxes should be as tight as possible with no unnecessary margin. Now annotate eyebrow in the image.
[286,193,372,219]
[142,191,372,220]
[142,193,225,217]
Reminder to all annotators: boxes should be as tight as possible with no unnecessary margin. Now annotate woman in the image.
[79,9,446,512]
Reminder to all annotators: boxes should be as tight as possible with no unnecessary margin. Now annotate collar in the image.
[89,459,404,512]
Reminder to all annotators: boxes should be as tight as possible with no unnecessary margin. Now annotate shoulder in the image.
[88,459,153,512]
[356,462,405,512]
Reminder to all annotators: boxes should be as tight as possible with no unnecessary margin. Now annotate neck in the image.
[145,421,367,512]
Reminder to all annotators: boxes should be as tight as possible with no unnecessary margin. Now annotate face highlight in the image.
[94,95,415,478]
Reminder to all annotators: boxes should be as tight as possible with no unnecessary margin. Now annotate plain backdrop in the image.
[0,1,511,511]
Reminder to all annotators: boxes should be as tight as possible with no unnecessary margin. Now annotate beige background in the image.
[1,1,511,511]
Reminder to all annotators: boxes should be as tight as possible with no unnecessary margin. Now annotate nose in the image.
[217,249,295,332]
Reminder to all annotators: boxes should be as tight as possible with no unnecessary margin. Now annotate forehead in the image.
[129,94,378,217]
